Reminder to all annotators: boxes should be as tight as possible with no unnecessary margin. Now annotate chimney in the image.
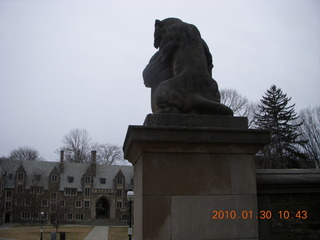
[60,150,64,163]
[90,150,96,176]
[91,150,96,163]
[59,150,64,173]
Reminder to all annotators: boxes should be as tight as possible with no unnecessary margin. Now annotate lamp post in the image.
[40,211,44,240]
[127,191,134,240]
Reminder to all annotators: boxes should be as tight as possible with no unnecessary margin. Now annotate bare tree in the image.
[9,147,41,161]
[220,88,258,127]
[60,129,91,163]
[58,129,127,164]
[220,88,248,115]
[93,143,123,165]
[297,106,320,168]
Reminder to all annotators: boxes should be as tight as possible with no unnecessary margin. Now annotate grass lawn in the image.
[0,226,93,240]
[0,225,129,240]
[108,226,128,240]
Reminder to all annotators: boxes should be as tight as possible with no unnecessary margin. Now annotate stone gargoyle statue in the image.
[143,18,233,116]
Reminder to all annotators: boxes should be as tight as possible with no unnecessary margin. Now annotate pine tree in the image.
[254,85,306,168]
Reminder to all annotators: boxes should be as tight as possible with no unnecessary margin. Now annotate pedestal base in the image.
[123,115,269,240]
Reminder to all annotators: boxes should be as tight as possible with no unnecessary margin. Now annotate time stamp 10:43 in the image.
[212,210,308,220]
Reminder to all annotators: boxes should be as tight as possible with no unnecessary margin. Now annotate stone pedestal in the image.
[123,114,270,240]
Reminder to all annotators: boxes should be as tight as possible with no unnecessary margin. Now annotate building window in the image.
[17,184,23,193]
[9,173,13,180]
[84,201,90,208]
[51,203,56,210]
[30,186,43,195]
[59,213,65,220]
[122,215,129,221]
[32,212,40,219]
[67,176,74,183]
[117,189,123,197]
[117,201,122,209]
[6,191,12,198]
[39,212,48,220]
[59,200,66,207]
[17,173,24,181]
[34,175,41,181]
[31,212,39,219]
[30,187,36,195]
[117,178,123,185]
[75,200,82,208]
[75,214,84,221]
[21,212,30,219]
[37,187,43,194]
[25,198,31,206]
[67,213,73,221]
[99,178,106,184]
[33,212,39,220]
[51,175,58,182]
[85,176,91,184]
[84,188,90,197]
[65,188,77,196]
[5,202,11,209]
[16,198,22,206]
[51,192,57,200]
[42,199,48,207]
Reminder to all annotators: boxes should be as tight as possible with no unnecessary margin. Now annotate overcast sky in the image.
[1,0,319,162]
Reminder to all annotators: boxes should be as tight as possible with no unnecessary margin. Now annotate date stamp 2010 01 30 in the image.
[211,210,308,220]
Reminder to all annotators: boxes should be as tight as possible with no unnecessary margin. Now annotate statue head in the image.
[154,18,183,49]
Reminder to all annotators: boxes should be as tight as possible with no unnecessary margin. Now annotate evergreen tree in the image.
[254,85,306,168]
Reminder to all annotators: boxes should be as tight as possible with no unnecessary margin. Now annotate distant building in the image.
[0,151,133,224]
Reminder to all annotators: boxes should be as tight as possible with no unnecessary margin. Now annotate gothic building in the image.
[0,151,133,224]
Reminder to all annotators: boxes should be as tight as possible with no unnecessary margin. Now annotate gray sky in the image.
[1,0,319,162]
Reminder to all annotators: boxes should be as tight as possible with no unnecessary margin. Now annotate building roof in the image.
[0,159,133,191]
[59,162,89,191]
[94,164,133,189]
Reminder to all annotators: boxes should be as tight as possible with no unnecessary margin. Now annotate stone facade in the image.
[0,152,133,224]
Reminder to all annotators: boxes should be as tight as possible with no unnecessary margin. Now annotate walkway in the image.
[84,226,109,240]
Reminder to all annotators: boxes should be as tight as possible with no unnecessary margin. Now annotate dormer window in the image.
[51,175,58,182]
[117,178,123,185]
[34,175,41,181]
[85,176,91,184]
[67,176,74,183]
[99,178,106,184]
[17,173,24,181]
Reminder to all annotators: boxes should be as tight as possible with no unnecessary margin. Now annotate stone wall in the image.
[257,169,320,240]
